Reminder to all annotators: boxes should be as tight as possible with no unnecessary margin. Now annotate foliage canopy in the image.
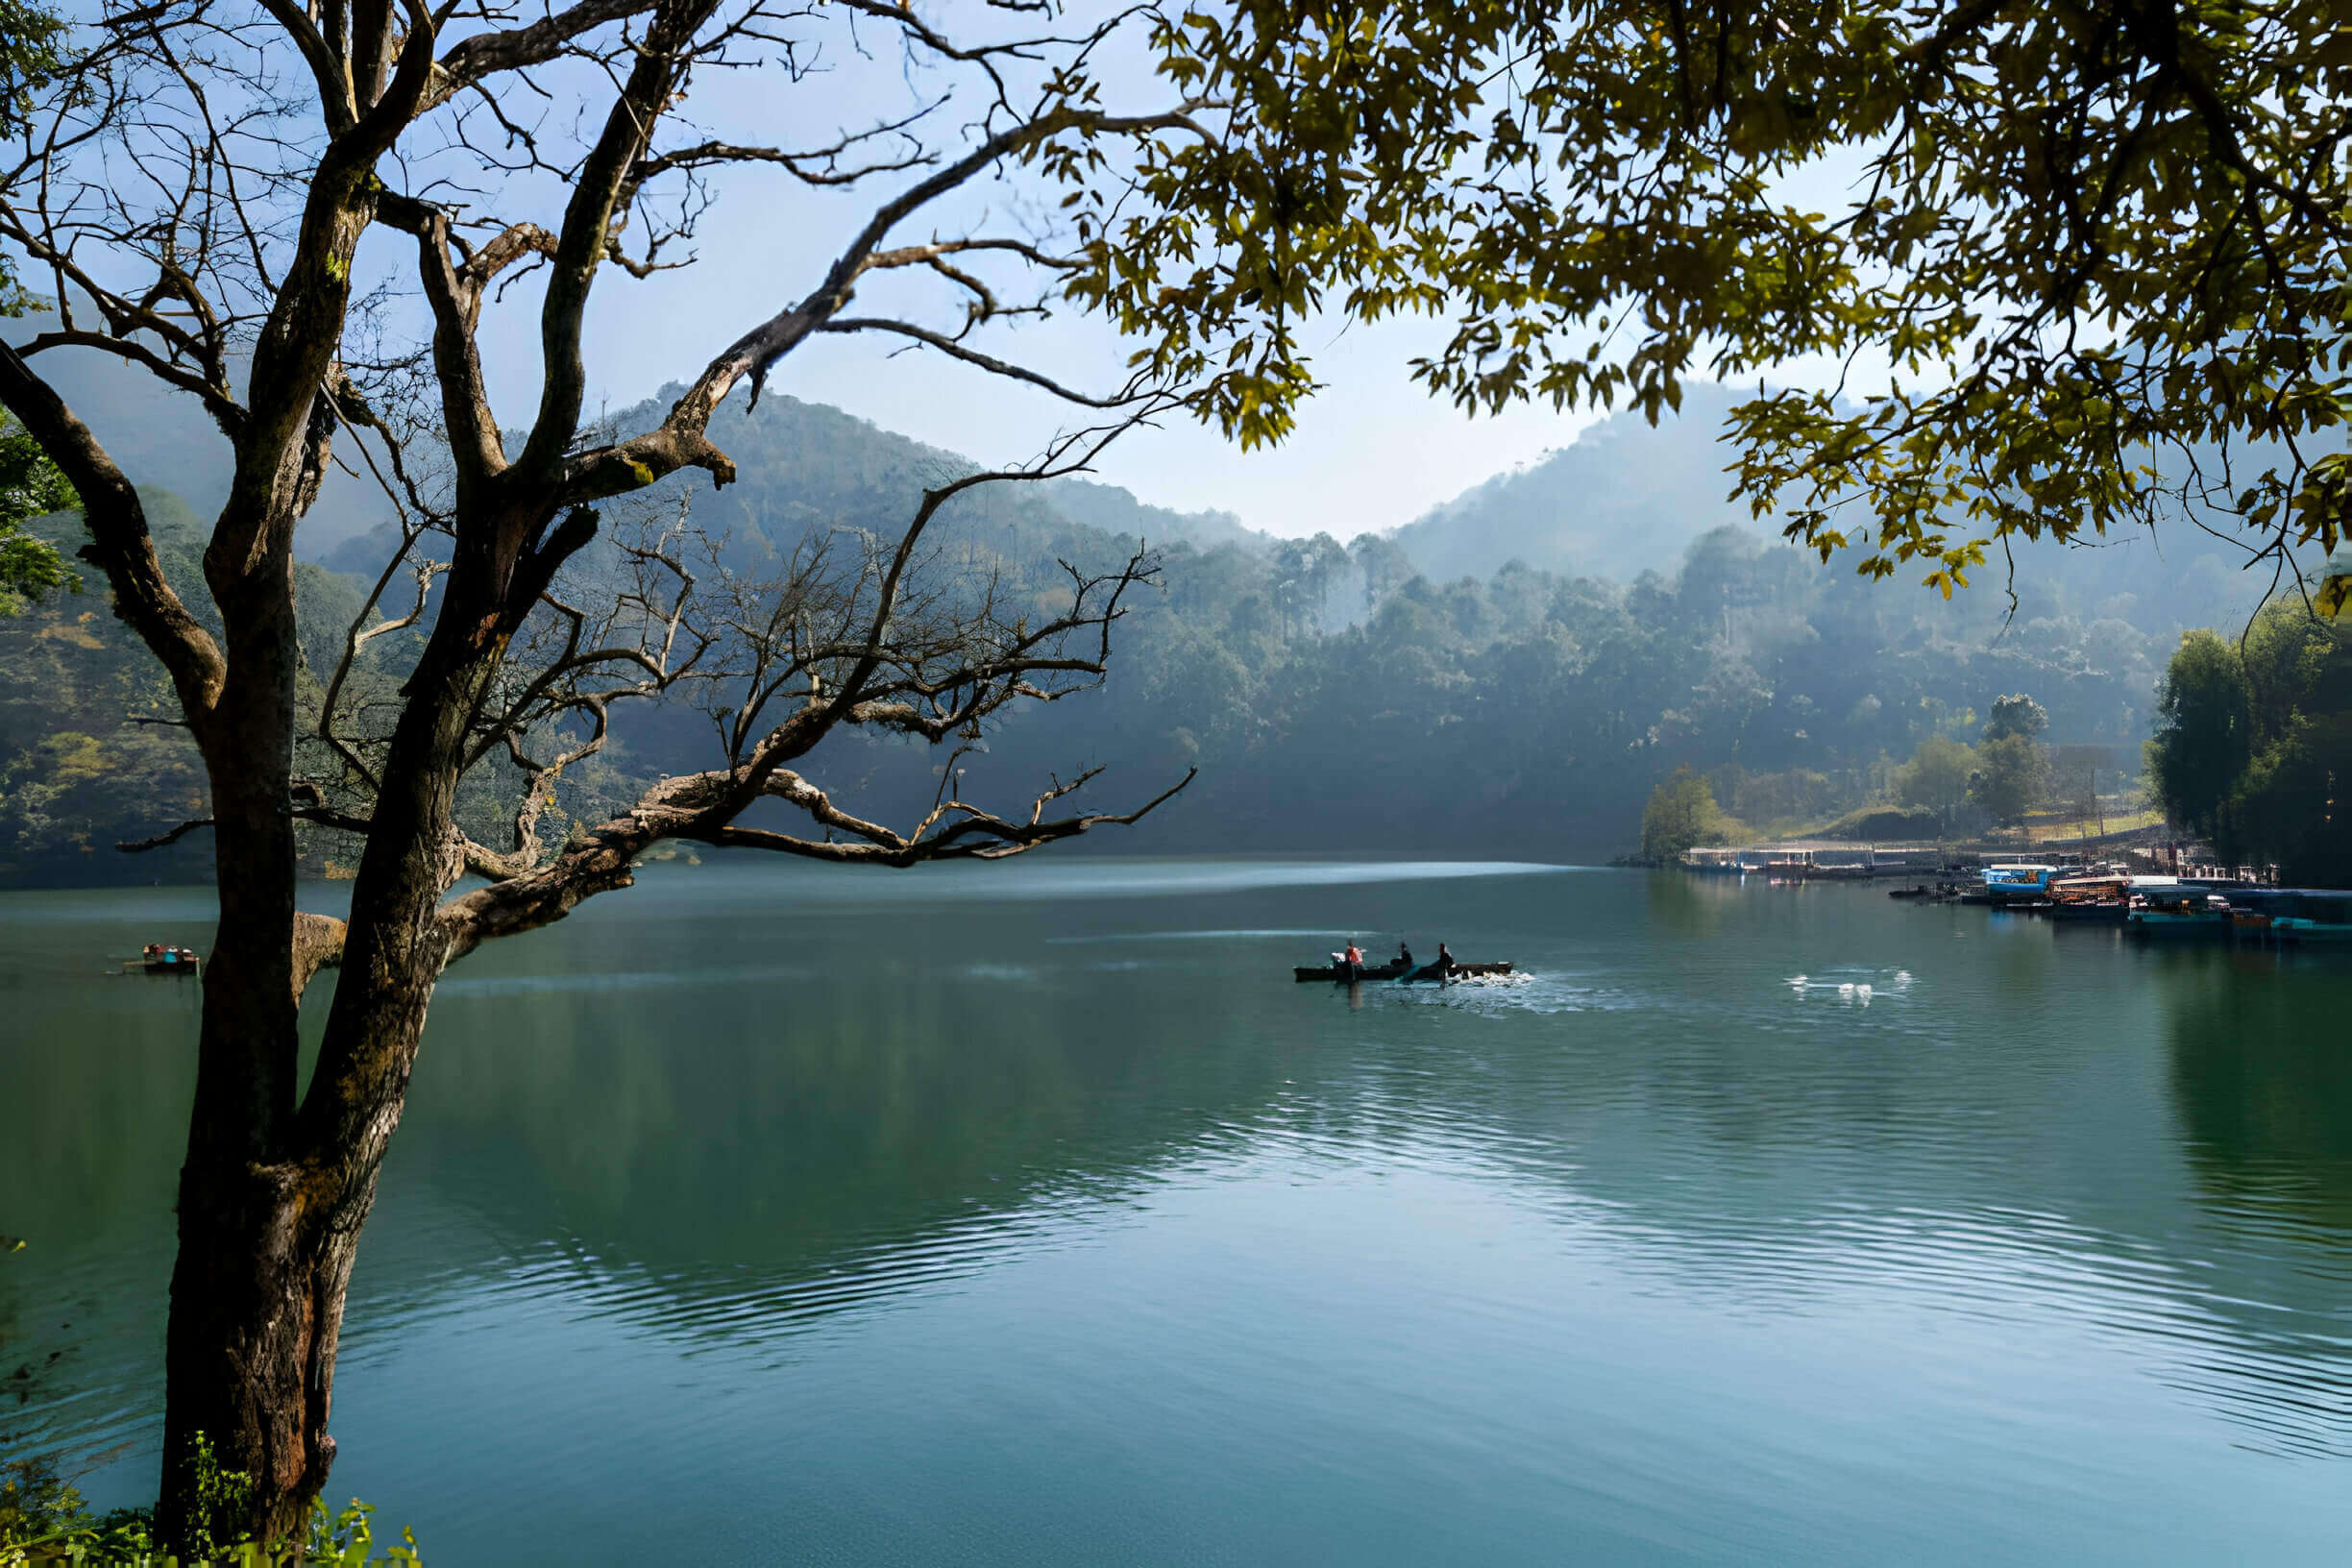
[0,410,75,613]
[1970,732,2049,827]
[1894,734,1977,821]
[2151,605,2352,880]
[1641,766,1727,861]
[1112,0,2352,602]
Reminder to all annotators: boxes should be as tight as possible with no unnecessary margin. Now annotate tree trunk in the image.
[154,543,522,1547]
[156,948,439,1551]
[156,488,326,1549]
[156,1156,375,1549]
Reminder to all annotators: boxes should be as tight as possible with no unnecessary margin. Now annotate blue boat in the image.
[1981,863,2060,905]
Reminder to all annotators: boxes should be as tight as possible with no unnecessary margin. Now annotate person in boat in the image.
[1341,940,1364,979]
[1396,941,1412,968]
[1435,942,1456,981]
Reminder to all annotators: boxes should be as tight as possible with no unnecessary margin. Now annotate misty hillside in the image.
[1044,478,1268,554]
[0,316,1267,572]
[0,316,403,555]
[1388,381,2290,639]
[0,355,2303,883]
[1390,382,1758,583]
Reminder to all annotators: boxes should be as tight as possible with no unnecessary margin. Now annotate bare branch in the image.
[118,816,217,853]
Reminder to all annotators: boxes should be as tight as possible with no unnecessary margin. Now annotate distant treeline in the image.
[0,392,2202,884]
[960,523,2162,859]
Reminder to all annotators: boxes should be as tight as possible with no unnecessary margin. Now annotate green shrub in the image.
[1,1452,416,1567]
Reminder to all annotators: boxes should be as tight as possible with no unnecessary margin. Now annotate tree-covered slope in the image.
[0,492,369,883]
[0,392,2215,884]
[1388,384,2293,641]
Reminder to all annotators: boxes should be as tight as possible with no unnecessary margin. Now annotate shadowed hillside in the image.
[0,383,2266,882]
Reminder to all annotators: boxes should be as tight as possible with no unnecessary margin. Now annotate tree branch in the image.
[0,340,227,721]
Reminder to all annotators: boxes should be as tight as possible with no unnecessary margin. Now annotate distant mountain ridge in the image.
[1384,380,2290,638]
[0,380,2266,884]
[5,306,2312,636]
[1043,478,1269,554]
[1389,382,1757,584]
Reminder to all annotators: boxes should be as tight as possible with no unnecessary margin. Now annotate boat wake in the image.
[1380,971,1642,1017]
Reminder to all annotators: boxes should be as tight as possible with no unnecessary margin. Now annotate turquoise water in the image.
[3,860,2349,1563]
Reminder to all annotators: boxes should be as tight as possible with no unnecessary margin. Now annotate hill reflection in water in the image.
[4,860,2349,1565]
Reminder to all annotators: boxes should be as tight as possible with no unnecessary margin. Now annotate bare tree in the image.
[0,1,1247,1544]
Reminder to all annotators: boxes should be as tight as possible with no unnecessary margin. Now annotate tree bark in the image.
[155,575,318,1544]
[154,650,483,1546]
[159,526,538,1546]
[157,1163,372,1548]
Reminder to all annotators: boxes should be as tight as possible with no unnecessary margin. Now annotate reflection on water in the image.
[4,862,2352,1565]
[2160,953,2352,1457]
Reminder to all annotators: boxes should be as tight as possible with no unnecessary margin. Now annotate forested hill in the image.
[0,492,368,885]
[0,379,2260,883]
[1388,381,2284,638]
[305,391,1267,579]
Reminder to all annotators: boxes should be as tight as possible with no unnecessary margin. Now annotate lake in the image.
[4,859,2349,1564]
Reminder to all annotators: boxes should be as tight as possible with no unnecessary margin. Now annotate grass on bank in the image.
[1,1455,416,1567]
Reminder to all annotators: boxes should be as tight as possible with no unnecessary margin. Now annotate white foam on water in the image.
[1368,971,1644,1017]
[1785,968,1910,1007]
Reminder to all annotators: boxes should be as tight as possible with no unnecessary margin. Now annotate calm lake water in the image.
[4,859,2349,1564]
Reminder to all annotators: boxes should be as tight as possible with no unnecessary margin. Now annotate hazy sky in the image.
[471,188,1618,541]
[437,17,1677,541]
[429,12,1928,543]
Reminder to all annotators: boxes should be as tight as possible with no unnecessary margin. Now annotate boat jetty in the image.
[1682,843,1949,880]
[1680,840,2351,945]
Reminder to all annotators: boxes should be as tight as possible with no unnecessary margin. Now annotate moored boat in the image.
[2125,887,2233,939]
[1982,863,2060,906]
[2232,889,2352,944]
[2046,872,2130,923]
[2271,916,2352,944]
[2049,899,2128,923]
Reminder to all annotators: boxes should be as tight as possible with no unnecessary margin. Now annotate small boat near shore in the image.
[126,944,201,975]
